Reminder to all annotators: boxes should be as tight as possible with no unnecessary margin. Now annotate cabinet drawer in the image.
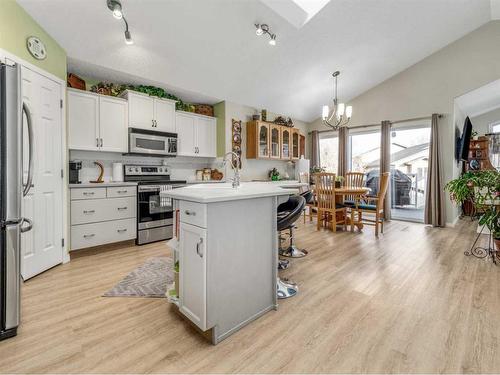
[71,218,136,250]
[179,201,207,228]
[71,197,136,225]
[107,186,136,198]
[71,188,106,200]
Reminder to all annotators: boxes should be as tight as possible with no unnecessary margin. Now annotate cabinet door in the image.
[258,123,270,158]
[68,89,99,151]
[176,112,196,156]
[291,128,300,160]
[128,92,154,130]
[179,222,207,330]
[270,124,281,159]
[99,96,128,152]
[281,128,291,160]
[196,117,216,157]
[154,99,176,133]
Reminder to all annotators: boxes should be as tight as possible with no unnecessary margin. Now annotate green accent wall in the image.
[0,0,66,80]
[213,101,226,157]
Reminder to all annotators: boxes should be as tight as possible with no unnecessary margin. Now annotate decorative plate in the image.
[26,36,47,60]
[469,159,480,170]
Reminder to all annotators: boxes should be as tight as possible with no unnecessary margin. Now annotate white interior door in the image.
[21,66,63,280]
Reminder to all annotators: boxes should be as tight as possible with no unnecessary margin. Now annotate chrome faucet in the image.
[223,152,241,188]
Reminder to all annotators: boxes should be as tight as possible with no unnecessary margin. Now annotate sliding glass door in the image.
[319,132,338,173]
[389,123,431,222]
[348,129,381,191]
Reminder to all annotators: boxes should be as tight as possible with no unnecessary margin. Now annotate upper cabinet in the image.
[121,90,176,133]
[176,111,216,158]
[247,120,304,160]
[68,89,127,152]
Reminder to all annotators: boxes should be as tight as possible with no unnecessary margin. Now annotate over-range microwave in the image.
[128,128,177,157]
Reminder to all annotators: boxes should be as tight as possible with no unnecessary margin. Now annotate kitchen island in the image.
[161,181,306,344]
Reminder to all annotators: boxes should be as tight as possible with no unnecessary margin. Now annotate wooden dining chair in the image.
[354,172,390,236]
[344,172,365,204]
[314,173,347,232]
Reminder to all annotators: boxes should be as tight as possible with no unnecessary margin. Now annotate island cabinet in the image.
[173,195,282,344]
[247,120,304,160]
[120,90,176,133]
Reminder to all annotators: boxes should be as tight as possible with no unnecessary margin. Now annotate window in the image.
[319,133,338,173]
[489,121,500,134]
[348,129,381,174]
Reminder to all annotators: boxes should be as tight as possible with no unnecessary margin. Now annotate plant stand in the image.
[465,224,499,264]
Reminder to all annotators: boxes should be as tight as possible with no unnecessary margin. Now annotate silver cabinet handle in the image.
[20,217,33,233]
[196,237,203,258]
[83,234,95,238]
[117,229,127,233]
[117,190,128,194]
[83,192,95,196]
[22,102,34,197]
[184,210,196,216]
[96,138,99,147]
[100,138,103,147]
[117,207,128,211]
[83,210,95,214]
[152,119,155,127]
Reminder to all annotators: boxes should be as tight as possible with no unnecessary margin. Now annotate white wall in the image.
[221,101,310,181]
[308,20,500,225]
[471,107,500,135]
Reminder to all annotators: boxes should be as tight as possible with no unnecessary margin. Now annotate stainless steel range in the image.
[124,165,186,245]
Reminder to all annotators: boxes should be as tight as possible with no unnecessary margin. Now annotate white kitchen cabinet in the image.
[179,222,207,330]
[68,88,128,152]
[68,89,99,151]
[122,90,176,133]
[176,111,217,158]
[99,96,128,152]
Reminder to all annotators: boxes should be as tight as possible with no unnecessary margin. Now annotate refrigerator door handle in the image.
[22,102,34,197]
[20,217,33,233]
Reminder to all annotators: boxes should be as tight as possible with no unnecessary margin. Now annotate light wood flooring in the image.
[0,219,499,373]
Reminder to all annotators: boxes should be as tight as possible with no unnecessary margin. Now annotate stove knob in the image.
[135,168,139,173]
[159,167,164,173]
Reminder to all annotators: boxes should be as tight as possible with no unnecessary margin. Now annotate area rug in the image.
[103,257,173,298]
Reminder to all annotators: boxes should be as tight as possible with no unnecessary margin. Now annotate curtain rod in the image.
[308,114,443,134]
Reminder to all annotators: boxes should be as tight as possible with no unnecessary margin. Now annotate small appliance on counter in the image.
[69,160,82,184]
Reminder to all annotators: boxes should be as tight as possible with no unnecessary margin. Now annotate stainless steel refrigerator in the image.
[0,63,34,340]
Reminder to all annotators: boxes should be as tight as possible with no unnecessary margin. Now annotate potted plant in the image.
[310,166,326,184]
[335,175,344,188]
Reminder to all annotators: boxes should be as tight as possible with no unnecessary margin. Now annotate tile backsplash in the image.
[70,150,223,183]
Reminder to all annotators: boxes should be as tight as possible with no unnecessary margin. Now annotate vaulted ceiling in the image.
[18,0,494,122]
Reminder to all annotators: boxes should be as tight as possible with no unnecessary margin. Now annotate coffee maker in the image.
[69,160,82,184]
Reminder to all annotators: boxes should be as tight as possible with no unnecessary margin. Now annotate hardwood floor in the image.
[1,219,499,373]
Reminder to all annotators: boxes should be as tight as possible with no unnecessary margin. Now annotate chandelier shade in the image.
[322,71,352,130]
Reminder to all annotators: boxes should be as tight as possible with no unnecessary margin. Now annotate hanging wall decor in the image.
[232,119,242,169]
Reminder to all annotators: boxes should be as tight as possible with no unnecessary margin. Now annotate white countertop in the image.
[160,181,308,203]
[69,182,138,188]
[185,180,227,184]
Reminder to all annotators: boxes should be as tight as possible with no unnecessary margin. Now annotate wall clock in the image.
[26,36,47,60]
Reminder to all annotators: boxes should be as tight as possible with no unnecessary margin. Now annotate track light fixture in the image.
[107,0,133,45]
[255,23,277,46]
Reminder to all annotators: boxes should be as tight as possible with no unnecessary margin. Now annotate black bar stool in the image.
[278,192,309,258]
[276,195,306,299]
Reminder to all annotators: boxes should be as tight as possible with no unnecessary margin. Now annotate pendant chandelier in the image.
[322,71,352,130]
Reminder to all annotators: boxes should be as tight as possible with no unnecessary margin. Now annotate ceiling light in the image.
[124,29,133,45]
[107,0,123,19]
[322,71,352,130]
[255,23,276,46]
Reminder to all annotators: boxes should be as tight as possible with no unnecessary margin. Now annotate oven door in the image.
[130,132,173,156]
[137,186,173,229]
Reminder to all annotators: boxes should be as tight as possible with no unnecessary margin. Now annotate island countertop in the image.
[160,181,308,203]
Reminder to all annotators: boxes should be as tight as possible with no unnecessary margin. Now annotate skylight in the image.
[260,0,331,28]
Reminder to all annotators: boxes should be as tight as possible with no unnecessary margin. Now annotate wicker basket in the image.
[67,73,86,90]
[194,104,214,117]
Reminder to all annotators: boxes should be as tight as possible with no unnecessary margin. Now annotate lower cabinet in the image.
[179,222,207,330]
[70,186,137,250]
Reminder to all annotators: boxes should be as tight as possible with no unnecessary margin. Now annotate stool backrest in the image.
[344,171,364,202]
[314,173,336,210]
